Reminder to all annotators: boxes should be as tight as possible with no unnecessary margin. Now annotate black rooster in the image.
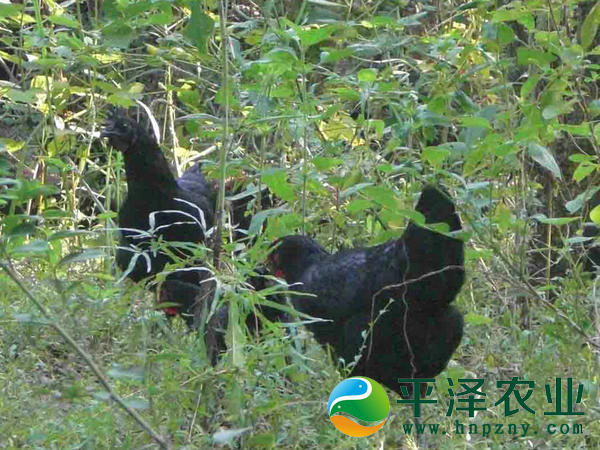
[269,185,465,397]
[102,112,214,325]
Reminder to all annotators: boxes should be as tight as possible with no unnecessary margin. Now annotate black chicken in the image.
[269,185,465,397]
[102,112,215,325]
[102,111,285,340]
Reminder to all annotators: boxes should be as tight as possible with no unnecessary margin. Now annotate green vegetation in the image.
[0,0,598,448]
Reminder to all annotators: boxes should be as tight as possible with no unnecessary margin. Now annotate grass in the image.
[0,255,597,448]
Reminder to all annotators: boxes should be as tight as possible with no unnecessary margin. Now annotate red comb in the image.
[164,307,179,316]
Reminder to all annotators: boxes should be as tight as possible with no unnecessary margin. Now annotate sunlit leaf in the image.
[591,205,600,225]
[357,68,377,83]
[0,139,24,153]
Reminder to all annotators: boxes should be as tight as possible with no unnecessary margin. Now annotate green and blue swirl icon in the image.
[328,377,390,437]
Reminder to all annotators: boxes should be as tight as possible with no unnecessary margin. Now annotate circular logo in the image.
[328,377,390,437]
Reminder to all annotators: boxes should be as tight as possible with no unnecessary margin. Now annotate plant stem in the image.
[214,0,230,269]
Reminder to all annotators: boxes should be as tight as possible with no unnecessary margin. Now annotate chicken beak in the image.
[100,124,118,138]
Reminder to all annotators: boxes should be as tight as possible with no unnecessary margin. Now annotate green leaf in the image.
[0,138,25,152]
[297,25,338,47]
[48,14,79,28]
[423,146,451,168]
[527,143,562,179]
[106,93,136,107]
[261,169,294,202]
[48,230,94,241]
[497,22,515,45]
[465,312,492,325]
[43,209,71,219]
[102,22,133,49]
[370,15,397,26]
[59,249,105,265]
[347,198,372,213]
[517,13,535,30]
[330,87,360,101]
[542,104,562,120]
[97,211,118,220]
[582,1,600,50]
[11,240,50,255]
[47,135,77,156]
[312,156,342,171]
[146,3,172,25]
[532,214,578,225]
[365,119,385,138]
[339,182,374,198]
[357,68,377,83]
[5,222,37,238]
[554,123,591,136]
[459,117,492,129]
[184,3,214,53]
[363,186,397,209]
[248,207,289,236]
[34,58,66,70]
[565,188,600,213]
[0,3,22,18]
[573,163,596,182]
[492,9,522,22]
[6,89,37,104]
[517,47,556,67]
[590,205,600,224]
[569,153,595,163]
[589,100,600,116]
[320,48,353,63]
[520,74,540,98]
